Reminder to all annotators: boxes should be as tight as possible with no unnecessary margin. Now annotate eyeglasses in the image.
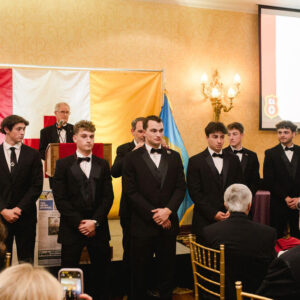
[57,111,70,115]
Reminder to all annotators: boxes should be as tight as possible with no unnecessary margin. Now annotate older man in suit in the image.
[111,116,145,298]
[39,102,74,160]
[257,245,300,299]
[52,120,113,299]
[224,122,260,197]
[123,115,186,300]
[0,115,43,263]
[263,120,300,238]
[201,184,276,299]
[187,122,244,240]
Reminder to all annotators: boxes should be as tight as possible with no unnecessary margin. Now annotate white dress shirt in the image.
[57,124,67,143]
[3,141,22,172]
[208,147,223,174]
[282,143,294,162]
[145,143,161,168]
[76,150,92,178]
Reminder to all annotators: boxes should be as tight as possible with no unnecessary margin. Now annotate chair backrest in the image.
[189,234,225,300]
[5,252,11,269]
[235,281,273,300]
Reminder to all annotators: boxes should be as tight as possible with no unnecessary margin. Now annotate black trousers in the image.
[270,204,300,238]
[120,216,131,296]
[61,238,111,300]
[130,234,176,300]
[2,215,36,264]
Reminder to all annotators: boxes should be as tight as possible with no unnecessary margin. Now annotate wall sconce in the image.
[201,70,241,122]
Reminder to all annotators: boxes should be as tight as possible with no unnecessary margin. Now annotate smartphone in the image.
[58,268,84,300]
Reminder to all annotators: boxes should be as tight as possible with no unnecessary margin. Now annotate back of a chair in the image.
[189,234,225,300]
[5,252,11,269]
[235,281,273,300]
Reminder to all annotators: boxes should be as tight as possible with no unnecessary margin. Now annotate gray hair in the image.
[54,102,70,112]
[224,184,252,213]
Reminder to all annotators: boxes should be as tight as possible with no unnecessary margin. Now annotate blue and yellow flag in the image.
[159,91,193,224]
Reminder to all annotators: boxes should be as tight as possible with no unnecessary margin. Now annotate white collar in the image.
[208,147,222,156]
[4,141,22,151]
[76,150,92,159]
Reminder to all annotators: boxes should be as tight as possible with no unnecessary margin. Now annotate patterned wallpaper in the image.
[1,0,298,173]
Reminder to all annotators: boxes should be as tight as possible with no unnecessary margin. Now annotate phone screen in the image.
[60,270,82,300]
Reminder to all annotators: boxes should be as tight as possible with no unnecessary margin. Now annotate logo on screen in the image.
[264,95,278,119]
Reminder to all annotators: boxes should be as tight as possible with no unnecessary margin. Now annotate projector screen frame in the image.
[258,4,300,131]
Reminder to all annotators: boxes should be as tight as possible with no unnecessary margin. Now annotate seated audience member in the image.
[0,263,92,300]
[201,184,277,299]
[257,245,300,300]
[0,219,6,270]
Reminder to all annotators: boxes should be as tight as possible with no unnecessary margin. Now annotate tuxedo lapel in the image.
[89,156,102,202]
[290,148,299,179]
[70,156,88,200]
[11,145,26,182]
[222,154,230,188]
[241,152,248,173]
[279,146,294,178]
[66,124,74,143]
[51,125,60,143]
[0,144,10,178]
[158,150,168,189]
[141,148,162,185]
[204,149,221,186]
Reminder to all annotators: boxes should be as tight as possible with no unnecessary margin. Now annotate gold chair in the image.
[189,234,225,300]
[5,252,11,268]
[235,281,273,300]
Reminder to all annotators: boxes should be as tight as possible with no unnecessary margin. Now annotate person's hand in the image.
[132,141,144,151]
[12,207,22,216]
[286,197,299,209]
[214,211,229,221]
[0,208,19,223]
[162,219,171,229]
[152,208,172,225]
[78,220,96,236]
[79,293,93,300]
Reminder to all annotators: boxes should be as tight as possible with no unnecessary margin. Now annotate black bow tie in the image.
[285,146,294,152]
[77,157,91,163]
[151,148,163,154]
[212,152,224,159]
[233,149,244,154]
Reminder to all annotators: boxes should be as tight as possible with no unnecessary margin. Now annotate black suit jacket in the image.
[257,245,300,300]
[111,141,135,218]
[39,123,74,160]
[201,212,277,299]
[263,144,300,210]
[224,146,260,196]
[187,148,244,234]
[122,146,186,238]
[0,144,43,221]
[52,154,114,244]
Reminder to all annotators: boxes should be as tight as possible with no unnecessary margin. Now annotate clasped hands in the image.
[78,220,96,237]
[0,207,22,223]
[285,196,300,210]
[152,207,172,229]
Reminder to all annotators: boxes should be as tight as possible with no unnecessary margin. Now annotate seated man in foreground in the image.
[201,184,277,299]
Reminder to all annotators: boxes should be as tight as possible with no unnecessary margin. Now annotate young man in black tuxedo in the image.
[111,116,145,297]
[263,120,300,238]
[0,115,43,263]
[123,115,186,300]
[52,120,114,299]
[224,122,260,197]
[39,102,74,160]
[201,184,276,299]
[187,122,244,239]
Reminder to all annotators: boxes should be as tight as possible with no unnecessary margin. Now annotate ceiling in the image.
[134,0,300,14]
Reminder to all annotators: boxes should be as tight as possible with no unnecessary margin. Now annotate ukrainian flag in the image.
[159,91,193,224]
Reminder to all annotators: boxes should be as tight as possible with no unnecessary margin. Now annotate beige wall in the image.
[1,0,299,171]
